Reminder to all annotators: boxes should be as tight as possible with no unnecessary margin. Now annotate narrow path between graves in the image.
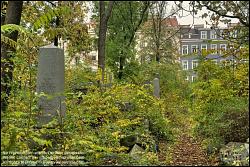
[157,115,220,166]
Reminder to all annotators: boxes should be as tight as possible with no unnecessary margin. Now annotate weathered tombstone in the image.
[219,142,249,166]
[36,44,65,127]
[144,119,149,131]
[115,101,134,112]
[153,78,160,98]
[109,73,112,83]
[129,144,145,160]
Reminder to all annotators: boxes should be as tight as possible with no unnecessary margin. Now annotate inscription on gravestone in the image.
[36,44,65,127]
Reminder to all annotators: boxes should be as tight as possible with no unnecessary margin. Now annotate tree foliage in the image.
[106,1,150,80]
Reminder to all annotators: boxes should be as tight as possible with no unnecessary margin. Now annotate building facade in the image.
[179,24,241,82]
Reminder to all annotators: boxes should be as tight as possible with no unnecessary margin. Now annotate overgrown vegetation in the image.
[190,54,249,153]
[1,1,249,166]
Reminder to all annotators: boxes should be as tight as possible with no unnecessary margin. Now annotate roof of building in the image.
[142,16,179,29]
[162,16,178,27]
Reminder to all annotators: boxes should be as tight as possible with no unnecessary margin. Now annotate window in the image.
[140,41,145,48]
[182,45,188,55]
[191,76,196,82]
[212,59,218,64]
[191,45,198,53]
[145,55,152,62]
[240,59,248,63]
[192,60,199,69]
[231,30,237,38]
[220,44,227,54]
[220,30,225,39]
[189,33,192,38]
[201,44,207,52]
[201,31,207,39]
[182,60,188,70]
[211,44,217,54]
[233,30,237,38]
[92,55,96,60]
[210,30,217,39]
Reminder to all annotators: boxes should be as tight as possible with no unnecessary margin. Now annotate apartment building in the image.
[179,24,242,82]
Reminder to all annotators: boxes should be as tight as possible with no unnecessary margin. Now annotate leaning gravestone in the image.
[153,78,160,98]
[36,44,66,127]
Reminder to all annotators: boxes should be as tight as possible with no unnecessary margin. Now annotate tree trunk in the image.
[54,16,59,46]
[98,1,114,83]
[54,1,62,46]
[98,10,107,81]
[1,1,23,111]
[156,50,160,62]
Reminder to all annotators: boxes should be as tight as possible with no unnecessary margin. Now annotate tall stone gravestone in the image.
[36,44,65,127]
[109,72,112,83]
[153,78,160,98]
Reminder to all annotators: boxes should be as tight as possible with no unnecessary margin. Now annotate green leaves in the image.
[1,24,30,35]
[1,24,31,49]
[32,136,52,147]
[33,6,71,32]
[1,35,17,48]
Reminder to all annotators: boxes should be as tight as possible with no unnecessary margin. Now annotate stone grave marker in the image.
[36,44,65,127]
[109,73,113,83]
[129,144,145,160]
[219,142,249,166]
[153,78,160,98]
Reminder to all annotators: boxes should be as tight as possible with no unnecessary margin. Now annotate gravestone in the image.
[115,101,134,112]
[153,78,160,98]
[36,44,65,127]
[109,73,113,83]
[144,119,149,131]
[219,142,249,166]
[129,144,145,160]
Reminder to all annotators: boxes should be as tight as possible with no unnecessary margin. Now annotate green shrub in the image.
[62,83,173,165]
[191,60,249,151]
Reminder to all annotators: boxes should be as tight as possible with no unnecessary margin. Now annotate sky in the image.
[86,1,239,28]
[168,1,239,28]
